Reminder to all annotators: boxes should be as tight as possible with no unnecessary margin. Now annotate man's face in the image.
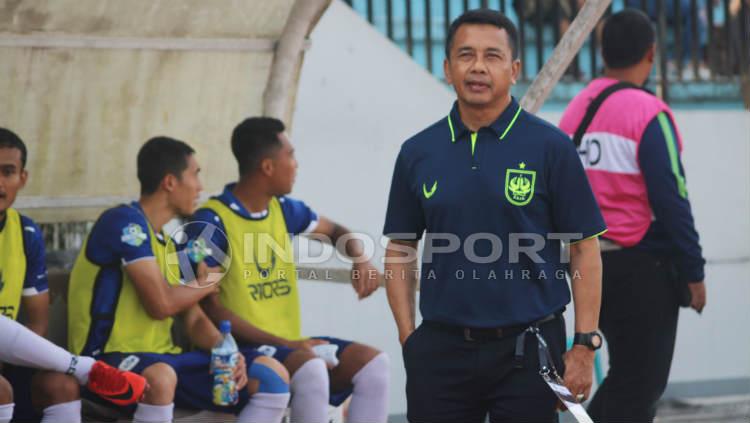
[0,148,27,216]
[444,24,520,108]
[169,154,203,217]
[267,133,298,196]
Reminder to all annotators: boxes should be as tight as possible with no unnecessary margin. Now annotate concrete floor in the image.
[386,394,750,423]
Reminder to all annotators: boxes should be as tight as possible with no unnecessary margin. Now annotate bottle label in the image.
[212,352,239,406]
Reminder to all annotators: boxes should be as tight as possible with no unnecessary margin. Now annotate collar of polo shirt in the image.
[447,97,523,146]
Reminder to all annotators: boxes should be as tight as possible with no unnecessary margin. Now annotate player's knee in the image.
[248,356,290,395]
[32,371,80,406]
[0,375,13,404]
[141,363,177,397]
[285,349,319,376]
[355,352,390,390]
[342,343,382,371]
[254,355,290,384]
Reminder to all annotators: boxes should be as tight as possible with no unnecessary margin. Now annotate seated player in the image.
[0,128,144,423]
[0,315,147,423]
[190,118,390,423]
[67,137,291,423]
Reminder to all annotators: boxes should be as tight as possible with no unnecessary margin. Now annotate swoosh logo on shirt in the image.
[423,181,437,199]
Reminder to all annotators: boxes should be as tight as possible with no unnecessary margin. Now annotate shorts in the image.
[88,346,264,415]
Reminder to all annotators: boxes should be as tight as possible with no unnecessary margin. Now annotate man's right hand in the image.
[285,338,330,352]
[688,281,706,313]
[399,329,415,346]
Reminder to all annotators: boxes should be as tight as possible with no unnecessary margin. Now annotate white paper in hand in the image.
[312,344,339,367]
[542,374,594,423]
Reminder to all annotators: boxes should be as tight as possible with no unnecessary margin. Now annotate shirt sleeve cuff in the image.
[568,228,608,245]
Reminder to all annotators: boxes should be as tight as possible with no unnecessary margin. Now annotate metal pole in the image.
[724,0,733,76]
[406,0,414,56]
[741,0,749,72]
[656,0,670,101]
[690,0,700,79]
[536,0,545,73]
[386,0,394,39]
[674,0,683,79]
[521,0,613,112]
[519,0,528,80]
[425,0,433,73]
[707,0,715,79]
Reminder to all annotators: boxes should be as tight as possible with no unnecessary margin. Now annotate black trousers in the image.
[587,249,680,423]
[403,315,565,423]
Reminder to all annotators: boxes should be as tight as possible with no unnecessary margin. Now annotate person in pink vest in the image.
[559,9,707,423]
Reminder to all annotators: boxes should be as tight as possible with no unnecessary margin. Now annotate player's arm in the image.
[312,217,380,299]
[384,239,419,345]
[199,292,319,349]
[20,292,49,337]
[124,259,217,320]
[181,303,221,351]
[20,217,50,337]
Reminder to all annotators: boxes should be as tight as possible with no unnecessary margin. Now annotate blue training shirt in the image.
[383,98,607,327]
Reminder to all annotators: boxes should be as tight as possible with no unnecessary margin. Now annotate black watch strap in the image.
[573,331,602,350]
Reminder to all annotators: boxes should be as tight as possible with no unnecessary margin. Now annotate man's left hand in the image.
[562,345,595,403]
[351,261,381,299]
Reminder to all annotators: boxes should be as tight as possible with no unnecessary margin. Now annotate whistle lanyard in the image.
[514,325,594,423]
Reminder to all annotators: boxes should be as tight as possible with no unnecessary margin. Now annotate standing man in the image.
[559,9,706,422]
[384,9,606,423]
[190,117,390,423]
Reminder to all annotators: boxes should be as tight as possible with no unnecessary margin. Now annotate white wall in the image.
[292,0,750,414]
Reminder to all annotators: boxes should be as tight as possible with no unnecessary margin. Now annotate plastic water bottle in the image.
[211,320,239,406]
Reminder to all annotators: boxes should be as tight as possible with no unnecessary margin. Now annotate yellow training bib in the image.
[0,209,27,321]
[202,197,302,340]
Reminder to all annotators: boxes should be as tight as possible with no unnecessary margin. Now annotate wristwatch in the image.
[573,331,603,351]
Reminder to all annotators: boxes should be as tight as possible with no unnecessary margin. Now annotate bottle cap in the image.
[219,320,231,334]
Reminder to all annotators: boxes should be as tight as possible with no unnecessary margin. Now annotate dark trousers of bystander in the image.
[587,248,680,423]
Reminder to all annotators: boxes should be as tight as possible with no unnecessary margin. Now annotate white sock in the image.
[40,400,81,423]
[289,358,329,423]
[0,403,13,423]
[237,392,290,423]
[346,353,390,423]
[133,403,174,423]
[0,316,94,385]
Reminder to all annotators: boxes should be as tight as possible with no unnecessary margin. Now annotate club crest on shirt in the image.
[505,162,536,206]
[121,223,147,247]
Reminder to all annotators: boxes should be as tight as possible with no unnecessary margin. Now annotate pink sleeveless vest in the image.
[559,77,681,247]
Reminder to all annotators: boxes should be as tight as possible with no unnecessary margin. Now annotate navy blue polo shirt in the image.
[383,98,606,327]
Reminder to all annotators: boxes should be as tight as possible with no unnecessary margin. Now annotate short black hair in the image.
[231,117,285,176]
[602,9,655,69]
[445,9,520,60]
[0,127,27,169]
[137,136,195,195]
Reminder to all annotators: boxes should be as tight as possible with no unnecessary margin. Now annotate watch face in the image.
[591,334,602,349]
